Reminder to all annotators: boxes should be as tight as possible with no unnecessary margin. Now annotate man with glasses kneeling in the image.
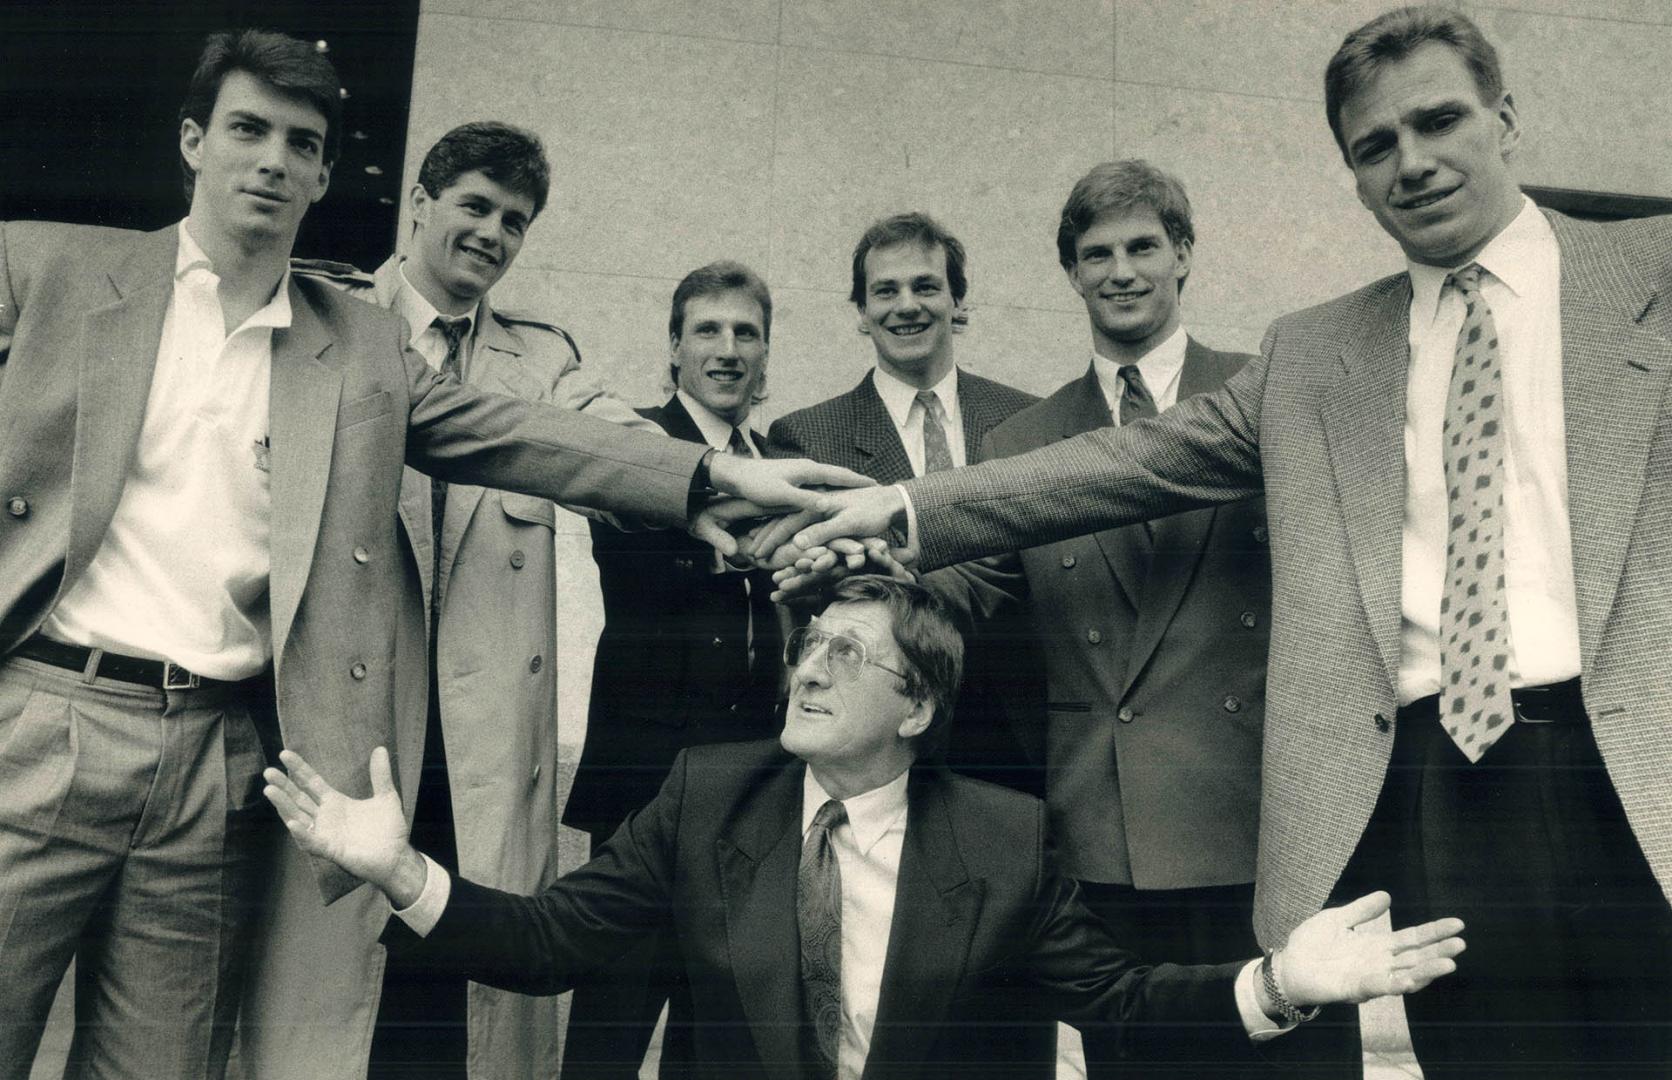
[264,576,1464,1079]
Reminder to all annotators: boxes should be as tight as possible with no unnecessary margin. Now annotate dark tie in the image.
[430,315,470,607]
[727,425,750,457]
[1439,264,1515,762]
[1116,364,1158,426]
[799,798,847,1078]
[914,389,954,474]
[724,425,757,665]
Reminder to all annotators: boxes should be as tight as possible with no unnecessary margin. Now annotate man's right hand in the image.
[263,746,427,906]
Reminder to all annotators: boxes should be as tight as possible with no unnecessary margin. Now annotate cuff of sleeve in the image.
[391,853,451,938]
[896,484,919,551]
[1236,957,1297,1041]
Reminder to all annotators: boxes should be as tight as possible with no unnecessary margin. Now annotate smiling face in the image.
[406,169,535,312]
[180,70,332,255]
[672,289,769,426]
[1067,206,1190,361]
[1339,43,1522,267]
[781,602,930,791]
[859,241,959,388]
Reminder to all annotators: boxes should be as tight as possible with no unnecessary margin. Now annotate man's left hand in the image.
[1277,891,1465,1007]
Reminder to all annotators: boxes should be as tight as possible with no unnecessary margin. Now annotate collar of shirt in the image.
[872,364,958,432]
[395,260,478,355]
[1090,323,1188,418]
[176,221,294,333]
[676,388,757,456]
[802,765,910,857]
[1408,196,1554,330]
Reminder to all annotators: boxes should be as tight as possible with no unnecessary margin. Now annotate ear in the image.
[409,183,431,227]
[310,160,333,205]
[951,301,969,333]
[857,319,871,336]
[179,118,206,179]
[1496,91,1521,161]
[1172,238,1193,284]
[896,698,933,741]
[668,333,682,361]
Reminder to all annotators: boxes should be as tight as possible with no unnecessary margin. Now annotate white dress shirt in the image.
[871,366,967,475]
[393,262,478,375]
[1090,323,1189,420]
[676,389,760,459]
[43,222,287,680]
[1397,196,1579,704]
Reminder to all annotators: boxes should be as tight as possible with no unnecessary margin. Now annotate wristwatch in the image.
[1260,951,1321,1026]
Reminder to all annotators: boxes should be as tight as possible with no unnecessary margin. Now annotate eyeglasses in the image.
[784,625,909,683]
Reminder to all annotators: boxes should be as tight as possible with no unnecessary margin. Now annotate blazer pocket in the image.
[336,390,393,431]
[501,493,556,530]
[1046,701,1092,713]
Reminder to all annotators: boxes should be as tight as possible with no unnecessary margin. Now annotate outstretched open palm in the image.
[263,746,410,890]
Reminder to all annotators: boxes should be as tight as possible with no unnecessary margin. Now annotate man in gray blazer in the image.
[0,31,857,1080]
[783,8,1672,1077]
[927,160,1268,1079]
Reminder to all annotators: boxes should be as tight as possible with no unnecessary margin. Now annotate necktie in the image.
[799,799,847,1079]
[430,315,470,609]
[1116,364,1158,426]
[727,425,751,457]
[724,425,757,666]
[1439,264,1516,762]
[914,389,954,474]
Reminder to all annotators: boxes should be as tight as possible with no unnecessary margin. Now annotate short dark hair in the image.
[827,575,967,758]
[1325,6,1505,162]
[849,211,969,307]
[178,29,343,201]
[1056,160,1195,272]
[416,121,551,220]
[666,261,773,405]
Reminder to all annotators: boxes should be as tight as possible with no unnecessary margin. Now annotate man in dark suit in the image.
[266,575,1465,1080]
[768,211,1041,799]
[563,261,786,1076]
[926,160,1268,1079]
[0,31,861,1079]
[785,8,1672,1077]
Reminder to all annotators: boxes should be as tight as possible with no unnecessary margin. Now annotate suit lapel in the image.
[658,394,710,446]
[1123,342,1222,695]
[1048,368,1149,607]
[1319,280,1411,690]
[1550,215,1672,669]
[62,228,177,590]
[854,373,917,483]
[719,762,808,1080]
[268,285,343,666]
[865,769,983,1079]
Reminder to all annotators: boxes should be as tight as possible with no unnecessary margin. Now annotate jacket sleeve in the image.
[380,747,694,995]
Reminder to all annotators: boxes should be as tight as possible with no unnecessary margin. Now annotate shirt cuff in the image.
[391,853,451,938]
[1235,957,1297,1041]
[895,484,919,551]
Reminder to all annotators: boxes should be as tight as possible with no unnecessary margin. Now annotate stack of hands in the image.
[687,455,915,600]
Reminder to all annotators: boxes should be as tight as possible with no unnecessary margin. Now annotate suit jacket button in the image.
[713,636,724,648]
[1086,629,1102,644]
[1061,554,1076,568]
[1240,610,1258,629]
[352,545,370,564]
[350,662,367,680]
[529,654,542,673]
[1252,525,1269,543]
[6,497,26,518]
[1223,695,1242,713]
[1374,713,1391,733]
[1117,706,1134,723]
[509,549,526,569]
[676,557,695,572]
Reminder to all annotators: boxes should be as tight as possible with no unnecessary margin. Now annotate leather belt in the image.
[13,635,248,692]
[1400,677,1585,725]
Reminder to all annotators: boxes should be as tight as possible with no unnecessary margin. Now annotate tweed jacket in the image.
[564,394,785,839]
[904,211,1672,945]
[928,339,1270,888]
[383,740,1250,1080]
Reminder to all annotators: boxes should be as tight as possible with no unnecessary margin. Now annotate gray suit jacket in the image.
[0,221,703,900]
[929,339,1269,888]
[904,211,1672,945]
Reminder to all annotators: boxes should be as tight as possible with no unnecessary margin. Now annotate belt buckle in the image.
[163,662,201,691]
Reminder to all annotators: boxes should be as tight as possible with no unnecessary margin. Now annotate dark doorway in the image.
[0,0,419,269]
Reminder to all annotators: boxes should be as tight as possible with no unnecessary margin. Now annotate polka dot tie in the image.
[1439,264,1516,762]
[798,798,846,1078]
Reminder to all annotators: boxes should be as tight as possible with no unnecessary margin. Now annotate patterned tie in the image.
[1439,264,1516,762]
[799,799,847,1079]
[914,389,955,474]
[1116,364,1158,426]
[430,315,470,609]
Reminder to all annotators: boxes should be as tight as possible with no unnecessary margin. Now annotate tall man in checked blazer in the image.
[562,261,786,1077]
[0,31,860,1080]
[767,212,1041,801]
[784,7,1672,1076]
[239,121,656,1080]
[926,160,1268,1080]
[265,575,1467,1080]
